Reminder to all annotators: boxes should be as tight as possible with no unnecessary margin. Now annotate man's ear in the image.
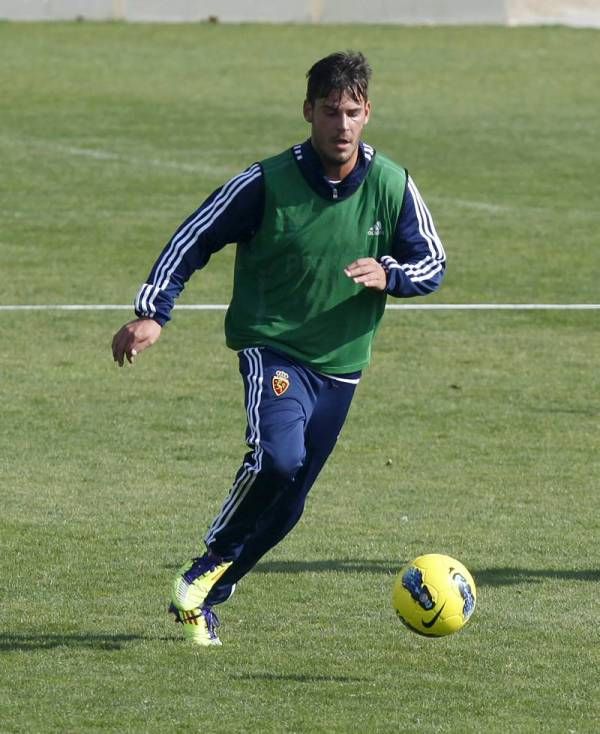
[303,99,313,123]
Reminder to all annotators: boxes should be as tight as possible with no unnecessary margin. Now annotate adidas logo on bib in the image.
[367,221,383,236]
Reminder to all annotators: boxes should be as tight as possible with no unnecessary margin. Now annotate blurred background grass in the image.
[1,21,599,734]
[1,23,598,306]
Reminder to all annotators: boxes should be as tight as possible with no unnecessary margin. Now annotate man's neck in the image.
[320,153,359,182]
[295,140,372,202]
[312,140,360,181]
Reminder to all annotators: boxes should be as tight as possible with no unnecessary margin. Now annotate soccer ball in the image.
[392,553,476,637]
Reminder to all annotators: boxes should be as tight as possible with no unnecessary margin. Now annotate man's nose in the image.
[337,113,350,130]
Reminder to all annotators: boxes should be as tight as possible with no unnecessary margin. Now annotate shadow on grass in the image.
[0,632,150,652]
[164,558,600,586]
[163,558,399,574]
[255,558,397,575]
[233,672,368,683]
[255,560,600,585]
[474,567,600,585]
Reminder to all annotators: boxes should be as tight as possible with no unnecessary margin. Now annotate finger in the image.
[351,266,380,281]
[352,273,378,285]
[111,332,120,361]
[112,341,124,366]
[352,266,387,289]
[345,257,375,271]
[344,263,362,276]
[112,332,131,366]
[345,265,373,278]
[345,261,379,277]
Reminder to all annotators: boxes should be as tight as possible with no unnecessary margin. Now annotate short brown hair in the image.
[305,51,372,105]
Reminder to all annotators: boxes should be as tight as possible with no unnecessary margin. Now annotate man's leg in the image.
[205,374,357,605]
[204,347,312,558]
[171,347,312,617]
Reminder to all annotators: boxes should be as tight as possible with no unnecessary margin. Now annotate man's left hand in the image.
[344,258,387,291]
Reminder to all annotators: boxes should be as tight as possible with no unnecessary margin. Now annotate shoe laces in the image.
[202,607,220,639]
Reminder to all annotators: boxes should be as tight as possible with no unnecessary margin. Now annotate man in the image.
[112,51,446,646]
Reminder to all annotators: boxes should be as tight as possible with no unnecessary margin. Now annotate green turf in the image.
[1,21,599,734]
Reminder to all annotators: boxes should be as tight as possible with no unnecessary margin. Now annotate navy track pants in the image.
[203,347,358,605]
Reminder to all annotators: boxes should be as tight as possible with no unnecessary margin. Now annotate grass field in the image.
[1,21,599,734]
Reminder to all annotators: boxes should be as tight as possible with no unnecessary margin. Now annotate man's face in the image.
[303,90,371,178]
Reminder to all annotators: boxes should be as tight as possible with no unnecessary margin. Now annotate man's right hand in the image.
[111,318,162,366]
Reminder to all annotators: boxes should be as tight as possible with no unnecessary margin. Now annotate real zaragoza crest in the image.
[272,369,290,396]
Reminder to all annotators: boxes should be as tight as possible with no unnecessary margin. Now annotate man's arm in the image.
[135,163,264,325]
[112,164,264,366]
[380,175,446,297]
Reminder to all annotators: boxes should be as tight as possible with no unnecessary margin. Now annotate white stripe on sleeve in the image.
[141,164,262,316]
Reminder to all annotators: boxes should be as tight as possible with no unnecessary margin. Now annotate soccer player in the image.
[112,51,446,646]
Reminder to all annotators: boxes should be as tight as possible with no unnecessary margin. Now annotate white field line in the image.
[0,304,599,312]
[51,143,223,175]
[428,195,600,220]
[0,135,235,178]
[3,136,599,220]
[49,142,265,174]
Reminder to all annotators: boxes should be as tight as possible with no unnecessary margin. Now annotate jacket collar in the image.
[292,139,375,201]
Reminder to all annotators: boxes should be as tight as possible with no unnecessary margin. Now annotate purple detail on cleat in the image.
[202,607,221,641]
[182,553,225,584]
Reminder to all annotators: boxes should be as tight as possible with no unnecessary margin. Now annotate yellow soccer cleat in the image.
[169,603,222,646]
[171,553,233,612]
